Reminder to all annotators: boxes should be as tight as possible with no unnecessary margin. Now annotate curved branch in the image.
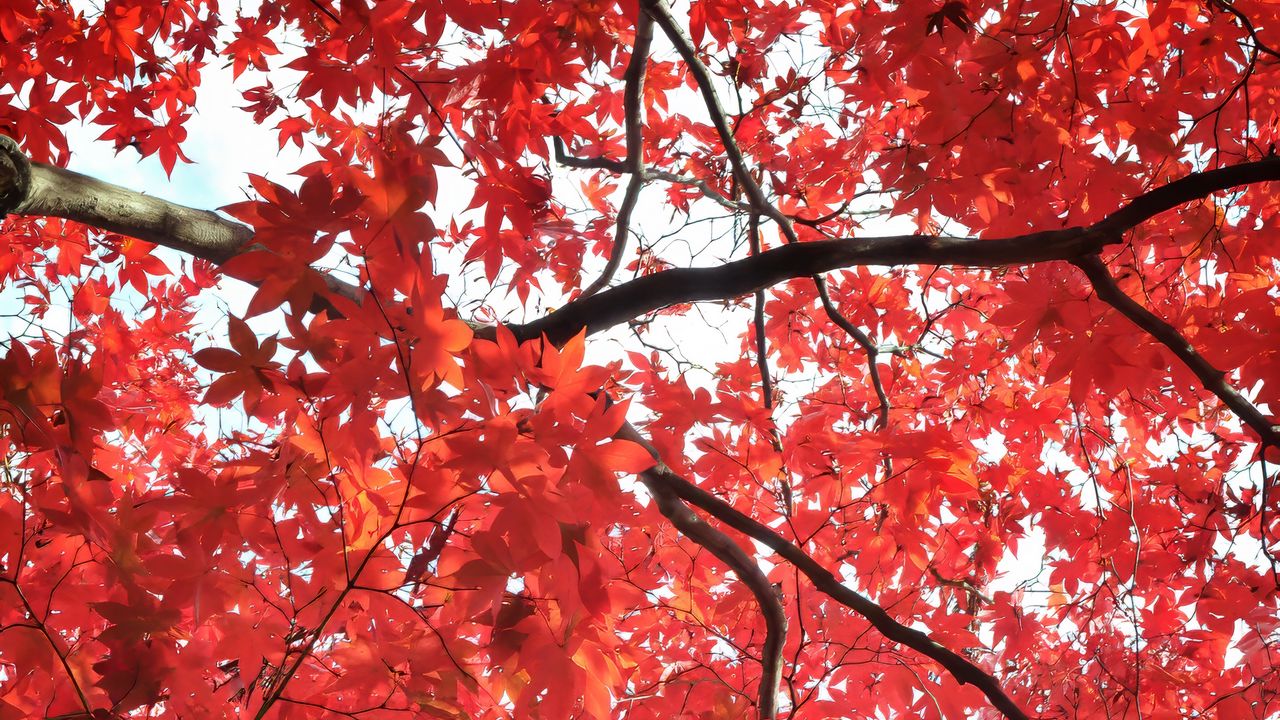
[553,137,627,173]
[815,282,890,430]
[553,140,748,211]
[520,156,1280,343]
[582,14,653,298]
[515,226,1107,343]
[1073,255,1279,447]
[642,0,796,242]
[641,471,787,718]
[1094,157,1280,233]
[5,134,1280,350]
[618,423,1031,720]
[0,576,93,717]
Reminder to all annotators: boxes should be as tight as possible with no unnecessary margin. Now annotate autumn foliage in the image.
[3,0,1280,718]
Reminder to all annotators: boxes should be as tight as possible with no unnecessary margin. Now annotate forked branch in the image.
[641,470,787,718]
[618,422,1032,720]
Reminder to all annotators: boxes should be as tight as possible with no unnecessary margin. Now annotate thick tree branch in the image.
[1073,254,1280,447]
[640,470,787,718]
[582,14,653,298]
[9,134,1280,349]
[618,423,1031,720]
[524,155,1280,343]
[0,136,251,263]
[0,134,363,315]
[1093,157,1280,233]
[517,226,1106,343]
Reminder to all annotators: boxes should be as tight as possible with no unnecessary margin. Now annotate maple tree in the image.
[2,0,1280,717]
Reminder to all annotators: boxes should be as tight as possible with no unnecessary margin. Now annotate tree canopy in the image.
[1,0,1279,718]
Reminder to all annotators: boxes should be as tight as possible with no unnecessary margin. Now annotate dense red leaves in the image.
[3,0,1280,718]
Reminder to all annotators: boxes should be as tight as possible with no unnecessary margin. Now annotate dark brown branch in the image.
[618,423,1031,720]
[748,213,792,515]
[514,226,1106,343]
[640,468,787,718]
[815,283,890,430]
[642,0,797,242]
[519,156,1280,343]
[582,15,653,298]
[552,137,627,173]
[1209,0,1280,60]
[1073,255,1280,447]
[749,214,776,412]
[1093,157,1280,234]
[7,138,1280,355]
[641,3,894,425]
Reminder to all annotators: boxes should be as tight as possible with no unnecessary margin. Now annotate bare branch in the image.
[0,576,93,716]
[516,226,1106,343]
[748,213,792,515]
[553,137,627,173]
[814,281,890,430]
[0,135,251,263]
[640,2,895,422]
[6,134,1280,358]
[642,0,797,241]
[552,140,747,211]
[0,134,362,317]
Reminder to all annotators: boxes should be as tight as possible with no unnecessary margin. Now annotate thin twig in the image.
[748,212,792,515]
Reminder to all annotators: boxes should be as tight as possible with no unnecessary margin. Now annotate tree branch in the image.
[641,0,898,425]
[552,137,627,173]
[642,0,796,241]
[581,14,653,298]
[516,226,1107,343]
[618,422,1031,720]
[553,139,748,211]
[8,134,1280,348]
[0,576,93,717]
[1093,157,1280,234]
[748,213,792,515]
[523,154,1280,343]
[640,470,787,718]
[1073,254,1280,447]
[0,134,363,316]
[0,136,251,263]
